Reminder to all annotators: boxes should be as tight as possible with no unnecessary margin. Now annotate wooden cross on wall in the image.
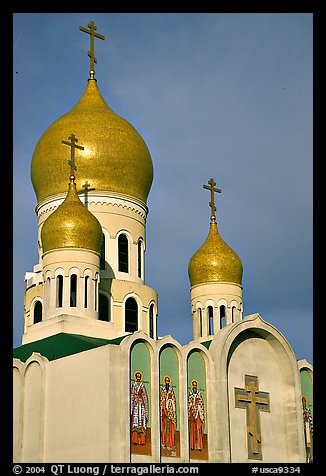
[234,375,270,460]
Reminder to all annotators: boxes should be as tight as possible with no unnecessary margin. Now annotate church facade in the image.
[13,22,313,464]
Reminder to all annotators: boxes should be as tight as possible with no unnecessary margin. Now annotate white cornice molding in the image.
[36,191,149,220]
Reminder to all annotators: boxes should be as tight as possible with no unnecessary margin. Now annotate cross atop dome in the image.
[79,21,106,80]
[203,178,221,223]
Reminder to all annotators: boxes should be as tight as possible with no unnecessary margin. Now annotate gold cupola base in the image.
[22,314,116,345]
[190,281,243,341]
[22,276,158,345]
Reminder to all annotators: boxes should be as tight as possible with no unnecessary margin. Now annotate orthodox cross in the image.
[82,181,95,193]
[79,21,105,78]
[203,178,221,223]
[81,181,95,209]
[234,375,270,460]
[61,134,84,179]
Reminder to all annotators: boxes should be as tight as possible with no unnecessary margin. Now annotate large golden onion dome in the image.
[188,220,243,287]
[31,79,153,204]
[41,177,103,254]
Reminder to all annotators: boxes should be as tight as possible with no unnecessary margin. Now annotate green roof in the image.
[13,332,127,362]
[201,339,212,349]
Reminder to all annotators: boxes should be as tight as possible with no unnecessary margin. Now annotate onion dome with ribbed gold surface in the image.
[188,178,243,287]
[41,176,102,254]
[31,78,153,205]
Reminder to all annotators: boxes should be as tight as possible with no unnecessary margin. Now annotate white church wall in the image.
[209,313,306,463]
[13,360,24,463]
[44,345,121,462]
[17,353,48,463]
[13,315,306,463]
[228,335,287,461]
[23,361,44,462]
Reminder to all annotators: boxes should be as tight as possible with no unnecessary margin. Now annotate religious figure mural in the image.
[299,366,313,463]
[302,396,313,463]
[159,346,180,458]
[131,370,149,446]
[160,375,177,450]
[188,378,205,451]
[130,341,151,456]
[187,350,208,460]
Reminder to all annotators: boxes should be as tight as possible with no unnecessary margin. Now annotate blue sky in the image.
[13,13,313,363]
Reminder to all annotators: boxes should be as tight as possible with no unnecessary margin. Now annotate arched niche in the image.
[13,361,24,462]
[186,349,208,460]
[208,314,305,463]
[226,325,305,462]
[298,360,313,462]
[159,344,180,459]
[130,340,152,456]
[22,354,48,462]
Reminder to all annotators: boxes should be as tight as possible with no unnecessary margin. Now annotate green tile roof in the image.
[13,333,127,362]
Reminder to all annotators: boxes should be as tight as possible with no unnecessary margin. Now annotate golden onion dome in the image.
[188,221,243,287]
[31,79,153,204]
[41,178,102,254]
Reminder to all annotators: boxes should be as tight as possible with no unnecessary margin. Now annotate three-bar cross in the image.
[79,21,105,77]
[61,133,84,179]
[203,178,221,223]
[234,375,270,460]
[81,181,95,209]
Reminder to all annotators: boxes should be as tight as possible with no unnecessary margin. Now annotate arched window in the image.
[33,301,42,324]
[208,305,214,335]
[198,308,203,337]
[118,234,129,273]
[46,277,51,306]
[149,303,155,338]
[94,274,99,311]
[231,306,236,323]
[99,294,110,321]
[100,232,106,270]
[70,274,77,307]
[56,275,63,308]
[137,240,142,278]
[220,305,226,328]
[125,297,138,332]
[84,276,89,308]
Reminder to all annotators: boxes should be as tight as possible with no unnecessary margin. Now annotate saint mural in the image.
[160,375,177,449]
[130,370,149,445]
[188,379,205,451]
[302,396,313,463]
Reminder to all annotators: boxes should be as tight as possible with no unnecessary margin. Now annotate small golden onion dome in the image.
[31,79,153,204]
[41,178,102,254]
[188,221,243,287]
